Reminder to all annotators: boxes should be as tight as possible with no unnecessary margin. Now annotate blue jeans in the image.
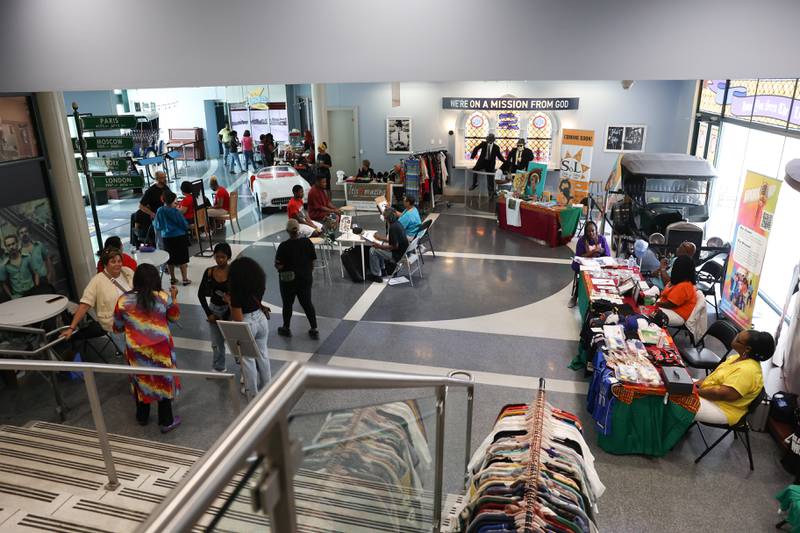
[241,310,271,400]
[369,247,393,277]
[208,302,229,371]
[243,150,256,171]
[229,152,241,172]
[222,143,230,166]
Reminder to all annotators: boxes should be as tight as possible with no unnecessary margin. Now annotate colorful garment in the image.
[113,291,181,403]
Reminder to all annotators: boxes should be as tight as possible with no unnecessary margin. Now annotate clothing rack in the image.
[407,148,449,211]
[524,377,547,533]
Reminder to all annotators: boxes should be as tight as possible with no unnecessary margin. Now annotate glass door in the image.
[692,118,721,165]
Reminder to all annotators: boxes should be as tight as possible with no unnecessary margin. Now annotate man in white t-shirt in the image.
[218,123,233,167]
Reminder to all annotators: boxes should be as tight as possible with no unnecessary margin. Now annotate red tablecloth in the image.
[497,198,571,247]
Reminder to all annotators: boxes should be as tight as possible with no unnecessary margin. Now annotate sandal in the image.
[170,278,178,285]
[181,279,191,286]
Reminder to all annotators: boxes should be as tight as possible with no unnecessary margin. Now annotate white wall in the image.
[2,0,799,92]
[326,80,696,190]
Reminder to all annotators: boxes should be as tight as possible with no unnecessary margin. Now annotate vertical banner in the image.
[559,129,594,204]
[720,170,782,328]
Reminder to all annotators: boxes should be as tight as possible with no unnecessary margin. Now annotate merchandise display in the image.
[497,195,582,247]
[448,382,605,532]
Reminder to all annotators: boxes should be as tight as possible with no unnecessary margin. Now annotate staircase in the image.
[0,422,464,532]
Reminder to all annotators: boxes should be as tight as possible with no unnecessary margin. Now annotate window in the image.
[463,111,489,161]
[526,112,554,163]
[694,122,709,157]
[725,79,759,122]
[495,111,520,157]
[699,80,725,115]
[752,79,797,129]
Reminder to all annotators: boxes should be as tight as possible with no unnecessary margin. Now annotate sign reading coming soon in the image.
[442,97,579,111]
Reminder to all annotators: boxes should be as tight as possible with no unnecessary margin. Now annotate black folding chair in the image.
[696,259,726,319]
[679,319,738,375]
[66,302,122,363]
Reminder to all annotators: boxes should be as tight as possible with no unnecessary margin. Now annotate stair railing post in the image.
[83,369,120,490]
[432,384,447,533]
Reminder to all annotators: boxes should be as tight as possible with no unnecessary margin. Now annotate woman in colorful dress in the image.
[113,263,182,432]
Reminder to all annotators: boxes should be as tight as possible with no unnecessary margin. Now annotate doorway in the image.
[327,108,358,178]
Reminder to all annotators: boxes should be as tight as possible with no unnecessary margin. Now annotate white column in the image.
[35,92,96,294]
[311,83,329,154]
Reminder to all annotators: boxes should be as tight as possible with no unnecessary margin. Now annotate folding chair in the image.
[415,219,436,263]
[66,302,122,363]
[389,235,423,287]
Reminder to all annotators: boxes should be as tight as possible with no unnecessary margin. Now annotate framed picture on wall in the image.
[386,117,412,154]
[604,124,647,153]
[0,96,41,163]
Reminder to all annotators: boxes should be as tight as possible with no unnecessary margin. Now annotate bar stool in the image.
[310,237,333,283]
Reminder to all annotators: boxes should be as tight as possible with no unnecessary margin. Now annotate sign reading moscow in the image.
[73,136,134,152]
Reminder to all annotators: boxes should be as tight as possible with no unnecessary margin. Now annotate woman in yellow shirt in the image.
[694,330,775,425]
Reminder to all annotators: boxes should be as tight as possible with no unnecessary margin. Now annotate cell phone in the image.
[46,296,63,303]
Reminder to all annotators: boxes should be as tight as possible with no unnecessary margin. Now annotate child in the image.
[154,190,191,285]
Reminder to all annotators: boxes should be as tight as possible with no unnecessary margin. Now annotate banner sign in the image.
[720,170,782,328]
[80,115,138,130]
[343,182,393,211]
[558,129,594,204]
[442,97,579,111]
[73,136,134,152]
[76,156,132,173]
[92,173,145,191]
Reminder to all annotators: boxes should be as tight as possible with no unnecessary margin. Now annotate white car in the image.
[249,165,311,212]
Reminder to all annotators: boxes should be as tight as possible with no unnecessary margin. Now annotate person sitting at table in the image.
[62,248,134,342]
[307,174,340,223]
[694,330,773,424]
[397,195,422,238]
[568,221,610,308]
[367,208,408,283]
[652,240,696,289]
[178,181,196,224]
[206,175,230,232]
[287,184,322,238]
[96,236,137,273]
[356,159,375,180]
[0,233,39,300]
[655,254,697,326]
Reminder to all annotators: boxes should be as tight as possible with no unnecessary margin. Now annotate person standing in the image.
[154,190,191,286]
[367,208,409,283]
[136,170,168,246]
[241,130,257,172]
[17,223,51,284]
[504,138,534,173]
[316,142,332,191]
[262,133,276,166]
[198,243,231,372]
[218,123,233,167]
[470,134,505,197]
[228,130,242,173]
[275,219,319,340]
[113,264,181,432]
[227,256,271,400]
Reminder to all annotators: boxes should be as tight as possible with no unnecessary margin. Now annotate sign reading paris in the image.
[80,115,138,130]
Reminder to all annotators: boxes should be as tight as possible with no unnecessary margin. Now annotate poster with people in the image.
[720,170,782,328]
[558,129,594,204]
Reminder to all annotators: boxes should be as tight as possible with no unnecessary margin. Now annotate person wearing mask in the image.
[504,138,534,173]
[695,330,773,424]
[469,133,506,197]
[17,223,51,284]
[367,208,409,283]
[275,219,319,340]
[653,241,697,289]
[113,264,181,432]
[136,170,168,245]
[96,236,137,273]
[154,190,191,286]
[356,160,375,180]
[0,234,39,299]
[287,184,322,237]
[218,122,233,167]
[316,142,332,190]
[62,249,134,342]
[307,175,340,223]
[241,129,257,172]
[656,254,698,326]
[198,243,231,372]
[568,221,611,308]
[228,130,242,173]
[227,256,271,400]
[397,195,422,238]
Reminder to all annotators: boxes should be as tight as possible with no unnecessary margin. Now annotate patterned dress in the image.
[113,291,181,403]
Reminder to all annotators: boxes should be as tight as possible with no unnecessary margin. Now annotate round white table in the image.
[133,249,170,267]
[0,294,68,327]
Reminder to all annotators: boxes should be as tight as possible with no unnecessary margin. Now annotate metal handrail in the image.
[0,358,239,490]
[139,361,475,533]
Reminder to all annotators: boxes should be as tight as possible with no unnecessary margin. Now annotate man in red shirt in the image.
[207,175,230,230]
[287,185,322,237]
[307,175,340,223]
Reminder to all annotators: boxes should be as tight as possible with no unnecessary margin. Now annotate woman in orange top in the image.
[656,254,697,326]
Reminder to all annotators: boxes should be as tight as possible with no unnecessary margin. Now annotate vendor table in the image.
[497,197,582,247]
[0,294,68,327]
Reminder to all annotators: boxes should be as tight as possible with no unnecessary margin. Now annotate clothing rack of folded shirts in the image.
[448,378,605,532]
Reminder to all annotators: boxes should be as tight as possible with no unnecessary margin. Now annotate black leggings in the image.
[136,399,173,426]
[280,280,317,330]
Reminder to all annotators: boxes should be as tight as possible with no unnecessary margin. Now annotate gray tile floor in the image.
[4,176,794,531]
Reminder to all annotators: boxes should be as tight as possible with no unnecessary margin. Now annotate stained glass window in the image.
[463,111,489,161]
[526,112,554,163]
[725,79,759,122]
[751,78,797,128]
[495,111,521,157]
[698,80,725,115]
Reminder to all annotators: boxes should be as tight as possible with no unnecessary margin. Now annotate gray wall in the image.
[324,80,696,191]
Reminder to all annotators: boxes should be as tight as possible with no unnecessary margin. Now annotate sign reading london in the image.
[442,97,579,111]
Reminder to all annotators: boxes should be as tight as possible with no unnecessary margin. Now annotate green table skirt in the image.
[568,273,591,370]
